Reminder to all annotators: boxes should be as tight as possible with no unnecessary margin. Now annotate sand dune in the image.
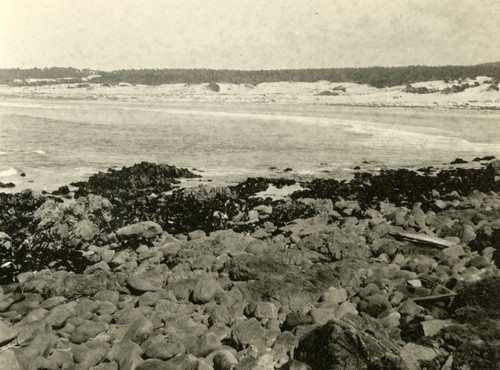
[0,77,499,109]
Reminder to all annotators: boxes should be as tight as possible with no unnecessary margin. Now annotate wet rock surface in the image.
[0,160,500,369]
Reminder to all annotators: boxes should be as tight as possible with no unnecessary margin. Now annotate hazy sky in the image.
[1,0,499,70]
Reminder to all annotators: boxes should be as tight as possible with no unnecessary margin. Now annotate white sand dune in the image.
[0,77,498,109]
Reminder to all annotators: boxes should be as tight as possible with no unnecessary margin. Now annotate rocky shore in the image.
[1,159,500,369]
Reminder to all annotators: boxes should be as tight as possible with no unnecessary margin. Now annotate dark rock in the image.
[295,313,402,370]
[284,311,314,330]
[0,182,15,188]
[52,185,70,195]
[75,162,199,198]
[279,360,312,370]
[451,158,468,164]
[451,276,500,321]
[207,82,220,92]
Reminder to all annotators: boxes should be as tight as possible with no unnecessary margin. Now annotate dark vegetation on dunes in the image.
[2,62,500,87]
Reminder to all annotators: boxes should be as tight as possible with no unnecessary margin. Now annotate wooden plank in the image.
[391,231,456,249]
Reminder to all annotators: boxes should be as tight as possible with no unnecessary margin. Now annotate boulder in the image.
[117,221,163,238]
[321,287,347,306]
[231,318,266,349]
[188,230,207,240]
[0,349,22,370]
[0,319,19,345]
[143,336,185,360]
[106,339,144,370]
[295,313,402,370]
[191,277,225,304]
[69,321,109,344]
[212,350,238,370]
[127,266,168,292]
[123,316,154,344]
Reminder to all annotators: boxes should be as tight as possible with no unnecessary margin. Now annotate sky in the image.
[1,0,499,70]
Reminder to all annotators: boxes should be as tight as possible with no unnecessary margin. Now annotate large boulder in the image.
[295,313,403,370]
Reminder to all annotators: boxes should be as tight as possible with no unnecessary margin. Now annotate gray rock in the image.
[245,301,278,320]
[420,319,454,337]
[117,221,163,238]
[0,349,22,370]
[123,316,154,344]
[45,302,76,327]
[231,318,266,349]
[137,354,212,370]
[93,290,120,305]
[143,335,185,360]
[127,266,167,292]
[321,287,347,306]
[69,321,109,344]
[212,349,239,370]
[0,319,18,345]
[107,339,144,370]
[40,296,66,310]
[185,332,222,357]
[14,320,58,369]
[188,230,207,240]
[400,343,438,370]
[191,277,224,304]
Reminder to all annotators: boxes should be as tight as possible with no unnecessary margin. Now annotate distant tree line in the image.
[1,63,499,88]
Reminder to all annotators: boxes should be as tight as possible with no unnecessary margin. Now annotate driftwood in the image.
[390,231,456,249]
[411,292,457,303]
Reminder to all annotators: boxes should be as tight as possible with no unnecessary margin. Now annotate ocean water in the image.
[1,99,499,193]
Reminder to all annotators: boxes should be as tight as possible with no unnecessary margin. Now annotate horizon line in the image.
[1,61,499,73]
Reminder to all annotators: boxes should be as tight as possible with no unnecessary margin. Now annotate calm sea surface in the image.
[1,99,499,193]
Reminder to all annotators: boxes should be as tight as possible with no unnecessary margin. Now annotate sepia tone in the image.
[0,1,499,369]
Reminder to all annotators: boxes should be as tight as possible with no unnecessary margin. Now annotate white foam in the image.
[33,150,46,154]
[0,167,17,177]
[0,151,7,155]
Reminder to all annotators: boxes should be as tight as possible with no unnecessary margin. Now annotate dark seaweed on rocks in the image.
[292,167,499,211]
[0,191,45,242]
[74,162,200,198]
[231,177,296,198]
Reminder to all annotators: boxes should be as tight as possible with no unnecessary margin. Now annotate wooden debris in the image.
[411,292,457,303]
[390,231,456,249]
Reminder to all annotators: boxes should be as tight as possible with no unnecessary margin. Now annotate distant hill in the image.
[1,63,499,88]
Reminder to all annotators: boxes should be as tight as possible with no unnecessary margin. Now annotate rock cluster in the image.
[1,160,499,369]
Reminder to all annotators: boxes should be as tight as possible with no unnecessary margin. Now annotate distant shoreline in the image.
[0,77,499,110]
